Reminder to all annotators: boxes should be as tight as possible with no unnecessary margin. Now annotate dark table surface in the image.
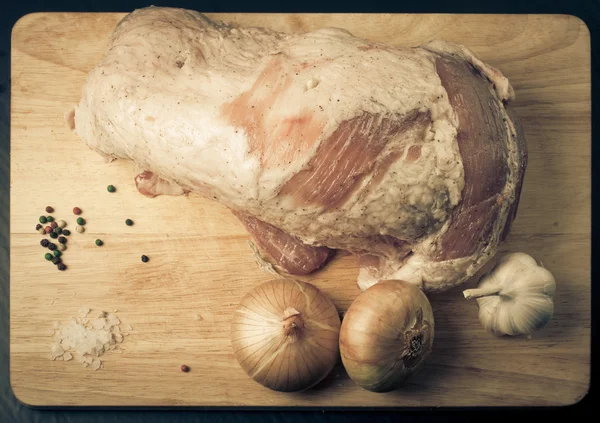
[1,0,597,421]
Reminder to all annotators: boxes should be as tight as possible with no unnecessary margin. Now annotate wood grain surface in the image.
[10,11,591,407]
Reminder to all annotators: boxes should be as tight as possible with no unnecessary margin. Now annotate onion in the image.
[339,280,434,392]
[230,278,341,392]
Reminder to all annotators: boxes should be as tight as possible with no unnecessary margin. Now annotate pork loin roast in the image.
[71,7,527,292]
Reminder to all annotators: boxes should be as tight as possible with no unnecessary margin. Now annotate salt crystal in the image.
[51,344,64,359]
[91,359,101,371]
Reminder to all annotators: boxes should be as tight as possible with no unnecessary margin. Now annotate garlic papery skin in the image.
[463,252,556,337]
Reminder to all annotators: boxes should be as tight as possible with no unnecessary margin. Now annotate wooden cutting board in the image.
[10,11,591,408]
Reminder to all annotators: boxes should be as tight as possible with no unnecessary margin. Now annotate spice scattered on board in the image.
[95,239,104,247]
[141,255,149,263]
[181,365,190,373]
[50,308,133,370]
[76,217,86,226]
[73,207,82,215]
[125,219,134,226]
[76,225,85,233]
[45,206,54,213]
[107,185,116,193]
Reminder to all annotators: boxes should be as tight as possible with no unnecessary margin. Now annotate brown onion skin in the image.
[231,278,341,392]
[339,280,434,392]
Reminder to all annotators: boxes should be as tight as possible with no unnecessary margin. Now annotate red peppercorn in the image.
[50,221,58,229]
[45,206,54,213]
[73,207,82,215]
[180,365,190,373]
[44,226,52,234]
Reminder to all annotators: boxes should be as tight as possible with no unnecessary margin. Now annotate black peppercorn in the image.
[52,257,62,265]
[141,255,149,263]
[48,243,57,251]
[40,239,49,248]
[50,232,58,239]
[62,229,71,236]
[125,219,134,226]
[36,224,42,231]
[57,263,67,271]
[58,236,67,244]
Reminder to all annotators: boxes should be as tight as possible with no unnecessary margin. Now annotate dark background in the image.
[1,0,597,421]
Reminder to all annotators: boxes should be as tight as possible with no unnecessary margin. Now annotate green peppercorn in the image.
[53,250,62,257]
[54,227,62,235]
[63,229,71,236]
[44,253,53,261]
[49,232,58,239]
[95,239,104,246]
[76,217,86,225]
[46,216,54,222]
[39,216,47,224]
[107,185,116,193]
[125,219,134,226]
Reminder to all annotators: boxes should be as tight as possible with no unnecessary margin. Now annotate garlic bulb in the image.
[230,278,341,392]
[463,252,556,336]
[339,280,434,392]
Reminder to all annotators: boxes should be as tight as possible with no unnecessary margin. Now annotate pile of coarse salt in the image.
[50,307,133,370]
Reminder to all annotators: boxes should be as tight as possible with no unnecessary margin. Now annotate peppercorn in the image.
[48,243,57,251]
[75,225,85,233]
[46,216,54,222]
[44,253,53,261]
[63,229,71,236]
[50,221,58,229]
[95,239,103,246]
[53,250,62,257]
[38,227,46,234]
[125,219,134,226]
[107,185,116,193]
[141,255,149,263]
[45,206,54,213]
[45,226,52,234]
[36,224,42,231]
[40,239,49,248]
[58,236,67,244]
[180,365,190,373]
[52,257,62,265]
[50,232,58,239]
[39,216,47,224]
[54,228,62,235]
[73,207,82,215]
[57,263,67,271]
[76,217,86,225]
[57,243,66,251]
[57,220,67,229]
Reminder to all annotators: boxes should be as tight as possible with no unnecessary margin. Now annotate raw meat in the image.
[71,6,527,292]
